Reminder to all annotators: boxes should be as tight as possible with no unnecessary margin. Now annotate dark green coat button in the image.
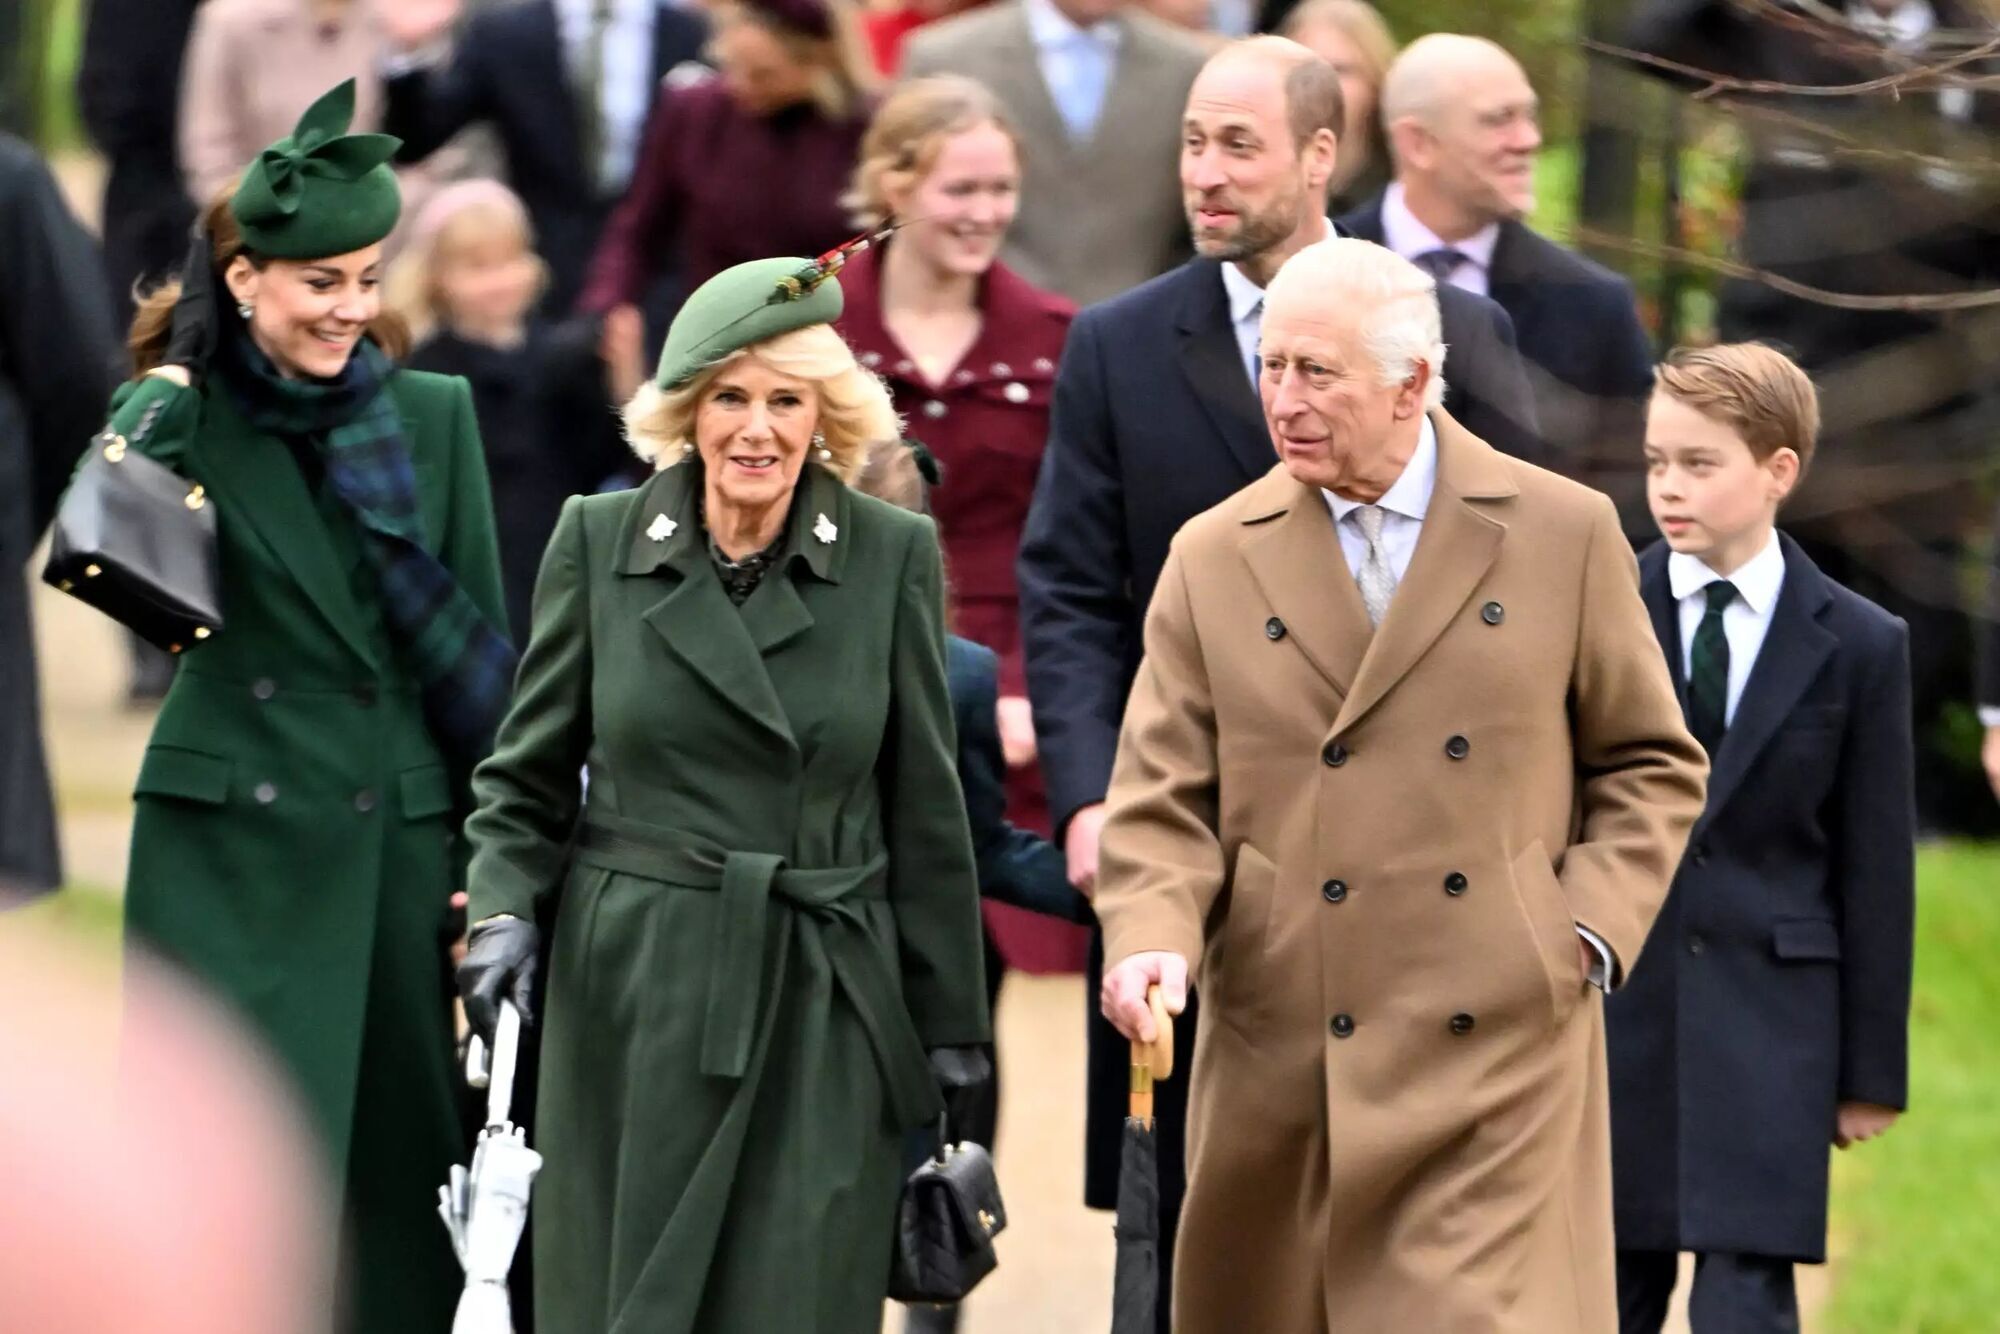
[1445,734,1470,760]
[1322,879,1347,903]
[1266,617,1286,640]
[1481,601,1504,625]
[1444,872,1468,896]
[1330,1013,1355,1038]
[1322,741,1347,768]
[1450,1013,1476,1035]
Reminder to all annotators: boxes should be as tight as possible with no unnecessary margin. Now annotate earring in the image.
[681,441,695,456]
[237,301,253,320]
[813,432,831,462]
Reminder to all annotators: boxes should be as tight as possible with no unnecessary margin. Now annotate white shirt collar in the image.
[1667,528,1785,614]
[1324,416,1438,525]
[1023,0,1121,49]
[1380,181,1500,275]
[1219,216,1335,325]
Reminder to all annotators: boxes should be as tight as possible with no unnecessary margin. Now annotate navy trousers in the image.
[1618,1249,1800,1334]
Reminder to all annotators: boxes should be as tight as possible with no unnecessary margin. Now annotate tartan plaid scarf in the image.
[219,332,518,770]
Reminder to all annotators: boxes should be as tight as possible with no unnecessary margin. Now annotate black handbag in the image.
[42,396,221,655]
[887,1118,1008,1305]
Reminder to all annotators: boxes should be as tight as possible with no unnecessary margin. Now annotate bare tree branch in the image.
[1569,225,2000,311]
[1582,34,2000,98]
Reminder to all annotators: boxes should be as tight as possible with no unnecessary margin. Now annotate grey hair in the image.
[1266,237,1446,408]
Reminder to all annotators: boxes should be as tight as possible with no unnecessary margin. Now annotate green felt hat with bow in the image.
[231,81,402,259]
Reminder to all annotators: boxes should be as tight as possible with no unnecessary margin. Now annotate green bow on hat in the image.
[232,81,403,260]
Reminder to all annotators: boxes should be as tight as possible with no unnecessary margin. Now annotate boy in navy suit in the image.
[1610,343,1916,1332]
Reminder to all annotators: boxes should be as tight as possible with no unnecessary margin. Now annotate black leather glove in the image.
[163,228,223,383]
[456,915,540,1043]
[927,1044,993,1145]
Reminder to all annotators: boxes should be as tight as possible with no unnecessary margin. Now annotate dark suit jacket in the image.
[75,0,200,326]
[1341,197,1657,534]
[948,636,1088,924]
[0,137,123,895]
[1608,533,1914,1261]
[380,0,710,311]
[1018,252,1539,835]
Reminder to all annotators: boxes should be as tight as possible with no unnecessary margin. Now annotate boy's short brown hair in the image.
[1653,343,1820,481]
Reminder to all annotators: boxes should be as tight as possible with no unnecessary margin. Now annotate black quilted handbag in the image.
[887,1118,1008,1305]
[41,393,221,654]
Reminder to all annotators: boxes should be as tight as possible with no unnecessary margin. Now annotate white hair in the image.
[1265,237,1447,408]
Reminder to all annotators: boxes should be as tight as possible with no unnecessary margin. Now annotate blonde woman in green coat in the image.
[102,83,512,1332]
[457,250,994,1334]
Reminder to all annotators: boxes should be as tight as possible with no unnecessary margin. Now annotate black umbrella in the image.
[1112,988,1175,1334]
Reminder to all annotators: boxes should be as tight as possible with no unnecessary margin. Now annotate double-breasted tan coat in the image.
[1093,412,1709,1334]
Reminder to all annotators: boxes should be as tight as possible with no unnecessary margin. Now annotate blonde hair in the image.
[622,323,901,482]
[852,436,932,514]
[1655,343,1820,481]
[384,180,546,344]
[712,0,878,121]
[1267,238,1446,408]
[1278,1,1397,193]
[846,76,1019,228]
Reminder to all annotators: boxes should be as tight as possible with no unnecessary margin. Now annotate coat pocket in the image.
[1204,841,1279,1024]
[1509,839,1586,1020]
[398,764,455,820]
[1771,917,1841,962]
[133,746,231,805]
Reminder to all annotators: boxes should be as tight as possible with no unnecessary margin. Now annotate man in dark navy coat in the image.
[378,0,710,312]
[1611,344,1914,1331]
[1016,37,1537,1331]
[1341,32,1657,536]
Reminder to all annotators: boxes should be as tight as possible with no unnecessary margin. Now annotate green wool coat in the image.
[106,366,503,1333]
[464,459,991,1334]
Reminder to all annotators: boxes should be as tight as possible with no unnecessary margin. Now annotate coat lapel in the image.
[1176,263,1281,483]
[1240,470,1371,699]
[1332,412,1512,734]
[1698,534,1837,824]
[198,394,380,668]
[1638,544,1689,715]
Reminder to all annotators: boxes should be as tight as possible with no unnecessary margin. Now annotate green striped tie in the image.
[1688,580,1737,753]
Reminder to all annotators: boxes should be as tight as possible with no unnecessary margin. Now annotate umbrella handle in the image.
[1128,986,1176,1122]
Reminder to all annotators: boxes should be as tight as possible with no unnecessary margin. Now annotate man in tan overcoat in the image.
[1095,237,1709,1333]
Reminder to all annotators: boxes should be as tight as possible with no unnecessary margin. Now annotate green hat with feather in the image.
[231,80,403,259]
[652,226,899,389]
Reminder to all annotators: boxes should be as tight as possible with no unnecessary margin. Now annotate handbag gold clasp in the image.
[103,435,127,462]
[184,485,206,511]
[977,1210,996,1233]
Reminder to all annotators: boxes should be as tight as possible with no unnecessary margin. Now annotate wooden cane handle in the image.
[1129,985,1175,1082]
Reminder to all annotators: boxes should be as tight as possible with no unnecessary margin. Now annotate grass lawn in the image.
[1822,841,2000,1332]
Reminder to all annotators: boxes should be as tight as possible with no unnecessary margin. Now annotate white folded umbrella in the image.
[438,1001,541,1334]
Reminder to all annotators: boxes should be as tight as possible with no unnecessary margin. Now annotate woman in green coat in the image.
[457,250,994,1334]
[102,83,512,1332]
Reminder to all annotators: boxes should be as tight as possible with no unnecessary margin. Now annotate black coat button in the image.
[1482,601,1505,625]
[1322,879,1348,903]
[1690,843,1708,867]
[252,678,277,701]
[1450,1013,1476,1035]
[1265,617,1286,641]
[1444,871,1468,896]
[1688,934,1706,956]
[1330,1013,1355,1038]
[1322,741,1347,768]
[354,789,378,813]
[1445,734,1470,760]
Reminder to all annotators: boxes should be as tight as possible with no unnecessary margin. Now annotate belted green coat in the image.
[464,458,990,1334]
[105,366,504,1333]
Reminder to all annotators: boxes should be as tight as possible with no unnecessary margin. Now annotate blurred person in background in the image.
[1624,0,2000,834]
[390,178,646,643]
[861,0,984,77]
[76,0,204,707]
[834,75,1079,1334]
[1017,38,1539,1331]
[579,0,878,324]
[0,924,335,1334]
[377,0,713,313]
[180,0,479,253]
[96,83,511,1333]
[1342,33,1658,536]
[1134,0,1229,50]
[1277,0,1395,212]
[900,0,1209,306]
[0,135,123,899]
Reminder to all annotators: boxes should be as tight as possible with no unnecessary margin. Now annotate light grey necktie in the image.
[1243,297,1262,388]
[1349,504,1397,627]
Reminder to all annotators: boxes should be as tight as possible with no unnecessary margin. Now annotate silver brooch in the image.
[647,513,677,541]
[814,513,838,544]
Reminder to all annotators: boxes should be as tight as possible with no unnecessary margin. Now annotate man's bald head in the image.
[1197,35,1346,150]
[1379,33,1541,225]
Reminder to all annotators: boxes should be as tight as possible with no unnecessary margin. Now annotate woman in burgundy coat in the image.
[836,77,1082,988]
[579,0,876,322]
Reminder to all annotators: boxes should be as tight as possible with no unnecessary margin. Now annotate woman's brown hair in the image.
[128,182,411,377]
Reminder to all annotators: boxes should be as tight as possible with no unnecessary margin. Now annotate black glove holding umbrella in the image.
[1113,987,1176,1334]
